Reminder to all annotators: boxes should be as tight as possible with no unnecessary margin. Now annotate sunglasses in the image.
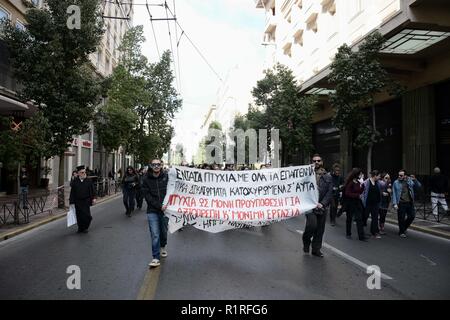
[79,171,86,174]
[151,163,161,167]
[313,160,322,163]
[399,174,405,177]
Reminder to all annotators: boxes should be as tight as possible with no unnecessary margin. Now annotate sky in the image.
[133,0,266,162]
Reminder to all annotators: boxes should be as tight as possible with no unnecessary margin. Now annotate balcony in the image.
[264,14,278,33]
[255,0,275,9]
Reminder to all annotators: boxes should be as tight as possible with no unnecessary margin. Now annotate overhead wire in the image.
[164,1,180,93]
[164,4,223,83]
[104,0,223,83]
[146,0,161,59]
[173,0,182,93]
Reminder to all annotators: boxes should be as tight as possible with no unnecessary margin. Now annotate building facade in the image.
[0,0,134,193]
[255,0,450,185]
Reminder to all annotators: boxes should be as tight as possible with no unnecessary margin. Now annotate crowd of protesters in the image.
[64,153,449,265]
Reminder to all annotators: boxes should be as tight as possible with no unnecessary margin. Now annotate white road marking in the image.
[296,230,394,280]
[420,254,437,266]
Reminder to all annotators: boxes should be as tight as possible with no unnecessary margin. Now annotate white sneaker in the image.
[399,233,407,238]
[161,247,168,258]
[149,259,160,268]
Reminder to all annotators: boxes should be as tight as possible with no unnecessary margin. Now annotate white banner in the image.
[163,165,319,233]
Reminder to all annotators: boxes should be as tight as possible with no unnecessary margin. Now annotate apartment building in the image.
[0,0,133,192]
[255,0,450,181]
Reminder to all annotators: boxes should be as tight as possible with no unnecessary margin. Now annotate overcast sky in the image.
[133,0,266,161]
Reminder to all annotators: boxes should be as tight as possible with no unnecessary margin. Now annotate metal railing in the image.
[0,188,57,226]
[0,178,122,227]
[415,194,450,224]
[92,177,122,197]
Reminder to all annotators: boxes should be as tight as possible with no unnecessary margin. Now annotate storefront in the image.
[312,119,340,171]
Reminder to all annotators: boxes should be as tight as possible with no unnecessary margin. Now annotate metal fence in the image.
[0,178,121,227]
[415,194,450,224]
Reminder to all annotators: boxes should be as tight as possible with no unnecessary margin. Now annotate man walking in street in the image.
[69,165,96,233]
[362,170,384,239]
[303,154,333,257]
[392,169,422,238]
[330,163,344,226]
[142,158,169,268]
[430,167,449,216]
[136,167,145,210]
[19,167,29,209]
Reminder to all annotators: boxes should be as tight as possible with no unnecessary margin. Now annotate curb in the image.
[0,193,121,242]
[385,217,450,240]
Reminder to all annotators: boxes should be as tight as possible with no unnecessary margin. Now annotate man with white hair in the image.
[430,167,449,216]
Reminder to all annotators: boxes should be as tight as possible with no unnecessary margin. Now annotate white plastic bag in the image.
[67,204,77,227]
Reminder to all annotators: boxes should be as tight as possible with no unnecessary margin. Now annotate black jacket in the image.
[141,171,168,214]
[122,174,139,190]
[318,173,333,208]
[430,174,449,194]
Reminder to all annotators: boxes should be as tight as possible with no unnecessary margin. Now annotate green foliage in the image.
[251,63,317,161]
[95,26,181,166]
[0,112,52,171]
[2,0,105,160]
[94,101,137,152]
[329,32,404,149]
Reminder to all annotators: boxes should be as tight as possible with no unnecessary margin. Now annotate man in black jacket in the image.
[142,158,169,268]
[302,154,333,258]
[430,167,449,215]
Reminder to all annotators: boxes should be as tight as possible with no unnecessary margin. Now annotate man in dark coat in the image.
[69,165,96,233]
[303,154,333,257]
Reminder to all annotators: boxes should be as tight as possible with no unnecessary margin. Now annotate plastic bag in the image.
[67,204,77,227]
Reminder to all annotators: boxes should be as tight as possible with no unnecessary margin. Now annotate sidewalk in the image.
[384,208,450,240]
[0,192,122,241]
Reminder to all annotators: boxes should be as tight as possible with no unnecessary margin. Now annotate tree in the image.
[229,113,253,165]
[251,64,317,165]
[110,26,180,165]
[0,112,52,193]
[2,0,104,201]
[329,32,403,173]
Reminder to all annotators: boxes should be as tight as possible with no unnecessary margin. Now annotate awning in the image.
[0,94,29,114]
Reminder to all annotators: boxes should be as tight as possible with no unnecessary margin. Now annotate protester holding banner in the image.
[142,158,169,268]
[302,154,333,258]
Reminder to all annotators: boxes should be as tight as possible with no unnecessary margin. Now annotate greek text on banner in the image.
[163,165,319,233]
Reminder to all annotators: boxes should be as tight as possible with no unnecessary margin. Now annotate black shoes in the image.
[359,237,369,242]
[77,229,88,234]
[312,251,324,258]
[303,246,310,254]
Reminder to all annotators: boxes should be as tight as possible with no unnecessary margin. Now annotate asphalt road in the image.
[1,197,449,299]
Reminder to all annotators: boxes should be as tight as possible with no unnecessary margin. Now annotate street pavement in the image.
[0,197,449,300]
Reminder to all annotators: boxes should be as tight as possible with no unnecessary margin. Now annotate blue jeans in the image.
[20,186,28,208]
[147,212,169,259]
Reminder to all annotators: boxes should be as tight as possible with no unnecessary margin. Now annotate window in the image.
[105,56,110,74]
[31,0,40,7]
[97,49,102,67]
[0,6,10,21]
[0,6,10,35]
[16,20,26,31]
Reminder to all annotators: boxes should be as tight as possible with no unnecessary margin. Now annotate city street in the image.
[1,197,449,300]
